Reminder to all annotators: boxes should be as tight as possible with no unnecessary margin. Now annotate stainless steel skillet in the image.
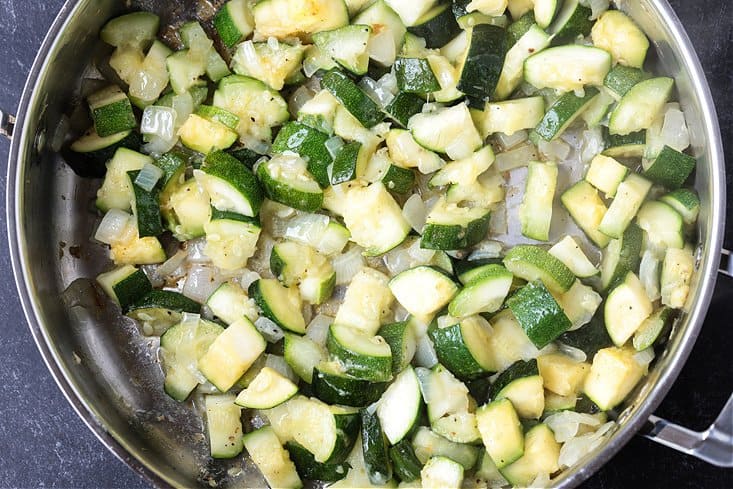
[2,0,731,487]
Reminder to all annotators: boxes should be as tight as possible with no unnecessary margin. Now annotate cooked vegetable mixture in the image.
[68,0,699,486]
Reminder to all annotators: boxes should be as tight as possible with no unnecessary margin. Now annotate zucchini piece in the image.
[385,129,445,174]
[178,113,238,155]
[244,426,302,489]
[203,209,261,271]
[660,189,700,227]
[286,441,350,482]
[643,145,697,190]
[499,424,560,486]
[163,179,211,241]
[637,200,685,252]
[533,0,559,28]
[429,315,497,379]
[126,290,201,336]
[298,89,339,135]
[235,367,299,409]
[257,154,324,212]
[384,92,425,128]
[331,141,363,185]
[205,394,244,459]
[395,57,441,93]
[68,128,141,178]
[361,409,393,485]
[507,280,572,349]
[561,181,611,248]
[591,10,649,68]
[537,353,590,396]
[421,197,491,251]
[376,366,422,444]
[322,69,384,128]
[195,150,264,217]
[334,268,393,336]
[633,307,674,351]
[602,129,646,159]
[534,87,600,141]
[548,236,598,279]
[284,333,327,384]
[389,439,423,482]
[661,247,695,309]
[608,77,674,135]
[166,49,207,96]
[519,161,557,241]
[489,359,545,419]
[495,24,550,100]
[448,265,514,318]
[524,45,611,92]
[408,103,483,160]
[557,280,603,330]
[605,272,653,346]
[604,65,647,99]
[378,321,418,375]
[389,266,459,319]
[598,173,652,239]
[353,0,407,67]
[232,39,306,91]
[249,278,306,334]
[476,399,524,468]
[196,105,240,131]
[252,0,349,39]
[88,86,137,138]
[559,315,613,358]
[429,146,495,187]
[312,362,388,407]
[548,0,593,45]
[96,265,152,309]
[411,426,479,470]
[100,12,160,48]
[363,148,415,193]
[479,97,545,137]
[159,317,223,401]
[127,170,163,238]
[109,234,166,266]
[408,3,461,48]
[431,411,481,445]
[419,364,471,424]
[97,148,153,212]
[206,282,258,325]
[421,456,464,489]
[198,317,267,392]
[213,75,289,147]
[503,245,575,294]
[583,346,645,411]
[328,324,393,382]
[586,154,629,198]
[314,24,372,75]
[453,259,504,285]
[384,0,439,26]
[214,0,255,47]
[339,182,411,255]
[581,88,615,128]
[600,222,643,291]
[457,24,508,103]
[271,241,336,305]
[272,121,333,188]
[544,391,578,413]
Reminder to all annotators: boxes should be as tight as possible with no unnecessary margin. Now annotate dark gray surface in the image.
[0,1,731,488]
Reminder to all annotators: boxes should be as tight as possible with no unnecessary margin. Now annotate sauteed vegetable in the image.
[68,0,699,486]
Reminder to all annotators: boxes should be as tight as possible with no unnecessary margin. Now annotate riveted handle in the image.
[0,109,15,139]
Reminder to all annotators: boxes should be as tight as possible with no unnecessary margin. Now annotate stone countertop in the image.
[0,1,731,488]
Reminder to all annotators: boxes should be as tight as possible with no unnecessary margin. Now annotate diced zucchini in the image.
[519,161,557,241]
[537,353,590,396]
[327,324,393,382]
[126,290,201,336]
[203,210,261,271]
[127,170,163,237]
[214,0,255,47]
[409,103,483,160]
[195,150,264,217]
[633,307,674,351]
[298,89,340,135]
[561,181,611,248]
[583,346,645,411]
[244,426,302,489]
[207,282,258,325]
[660,189,700,227]
[69,127,141,178]
[249,278,307,334]
[312,362,387,407]
[376,365,423,444]
[163,179,211,241]
[448,265,514,318]
[429,315,497,378]
[335,268,394,336]
[389,266,459,319]
[412,426,479,470]
[507,280,572,348]
[322,69,385,128]
[408,3,462,48]
[548,236,598,278]
[503,245,575,294]
[457,24,508,103]
[429,146,495,187]
[489,360,545,419]
[284,333,327,384]
[236,367,299,409]
[604,65,647,99]
[476,399,524,468]
[360,409,393,485]
[559,315,613,359]
[88,85,137,138]
[591,10,649,68]
[495,25,551,100]
[384,92,425,128]
[524,46,611,92]
[271,241,335,305]
[421,197,491,251]
[286,441,350,483]
[603,129,647,159]
[534,87,600,141]
[205,394,244,459]
[353,0,407,67]
[385,129,445,174]
[395,57,441,93]
[257,154,324,212]
[379,321,418,375]
[605,272,653,346]
[636,200,685,252]
[556,280,602,330]
[96,265,152,309]
[548,0,593,44]
[389,439,423,482]
[252,0,349,39]
[363,148,415,193]
[100,12,160,48]
[598,173,652,239]
[643,145,696,190]
[499,424,560,487]
[586,154,629,198]
[232,40,307,91]
[608,77,674,135]
[97,148,153,212]
[421,456,464,489]
[661,247,694,309]
[479,97,545,137]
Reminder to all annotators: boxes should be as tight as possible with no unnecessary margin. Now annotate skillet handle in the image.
[0,109,15,139]
[643,393,733,467]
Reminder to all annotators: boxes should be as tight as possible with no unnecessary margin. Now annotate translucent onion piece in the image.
[154,249,188,280]
[182,266,223,303]
[661,105,690,152]
[468,240,503,261]
[325,136,345,159]
[495,143,539,172]
[414,336,439,368]
[367,28,396,66]
[255,316,285,343]
[264,354,299,383]
[546,411,603,443]
[633,347,655,367]
[289,85,315,117]
[240,270,261,291]
[580,127,605,165]
[95,209,134,245]
[402,194,427,233]
[558,343,587,363]
[332,246,365,285]
[171,92,194,129]
[580,0,610,20]
[558,421,614,468]
[185,237,211,263]
[494,130,529,151]
[639,250,662,302]
[538,137,571,162]
[142,134,178,156]
[134,162,164,192]
[306,314,333,347]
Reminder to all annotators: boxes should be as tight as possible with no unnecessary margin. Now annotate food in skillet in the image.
[67,0,700,486]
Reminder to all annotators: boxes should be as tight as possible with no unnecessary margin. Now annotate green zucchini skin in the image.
[384,92,425,128]
[506,280,572,348]
[322,69,385,128]
[312,366,388,407]
[558,314,613,358]
[66,130,142,179]
[286,441,351,482]
[272,122,333,188]
[128,170,164,237]
[457,24,508,104]
[487,359,539,401]
[389,439,423,482]
[361,409,393,485]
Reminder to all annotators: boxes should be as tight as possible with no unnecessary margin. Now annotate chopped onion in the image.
[240,270,261,291]
[394,304,410,322]
[414,336,439,368]
[171,92,194,129]
[384,239,435,275]
[255,316,285,343]
[376,72,398,97]
[367,29,396,66]
[402,194,427,233]
[306,314,333,347]
[580,0,610,20]
[325,136,345,158]
[289,85,315,117]
[661,105,690,152]
[558,421,615,468]
[264,354,298,383]
[141,105,177,141]
[134,162,164,192]
[639,250,662,301]
[494,130,528,151]
[468,240,503,260]
[142,135,178,156]
[283,213,330,243]
[436,314,459,329]
[558,343,587,363]
[546,411,603,443]
[529,472,551,489]
[538,137,571,162]
[182,266,223,303]
[634,347,656,367]
[154,249,188,280]
[333,246,365,285]
[267,36,280,50]
[94,209,134,245]
[580,127,605,165]
[495,143,539,172]
[185,238,210,263]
